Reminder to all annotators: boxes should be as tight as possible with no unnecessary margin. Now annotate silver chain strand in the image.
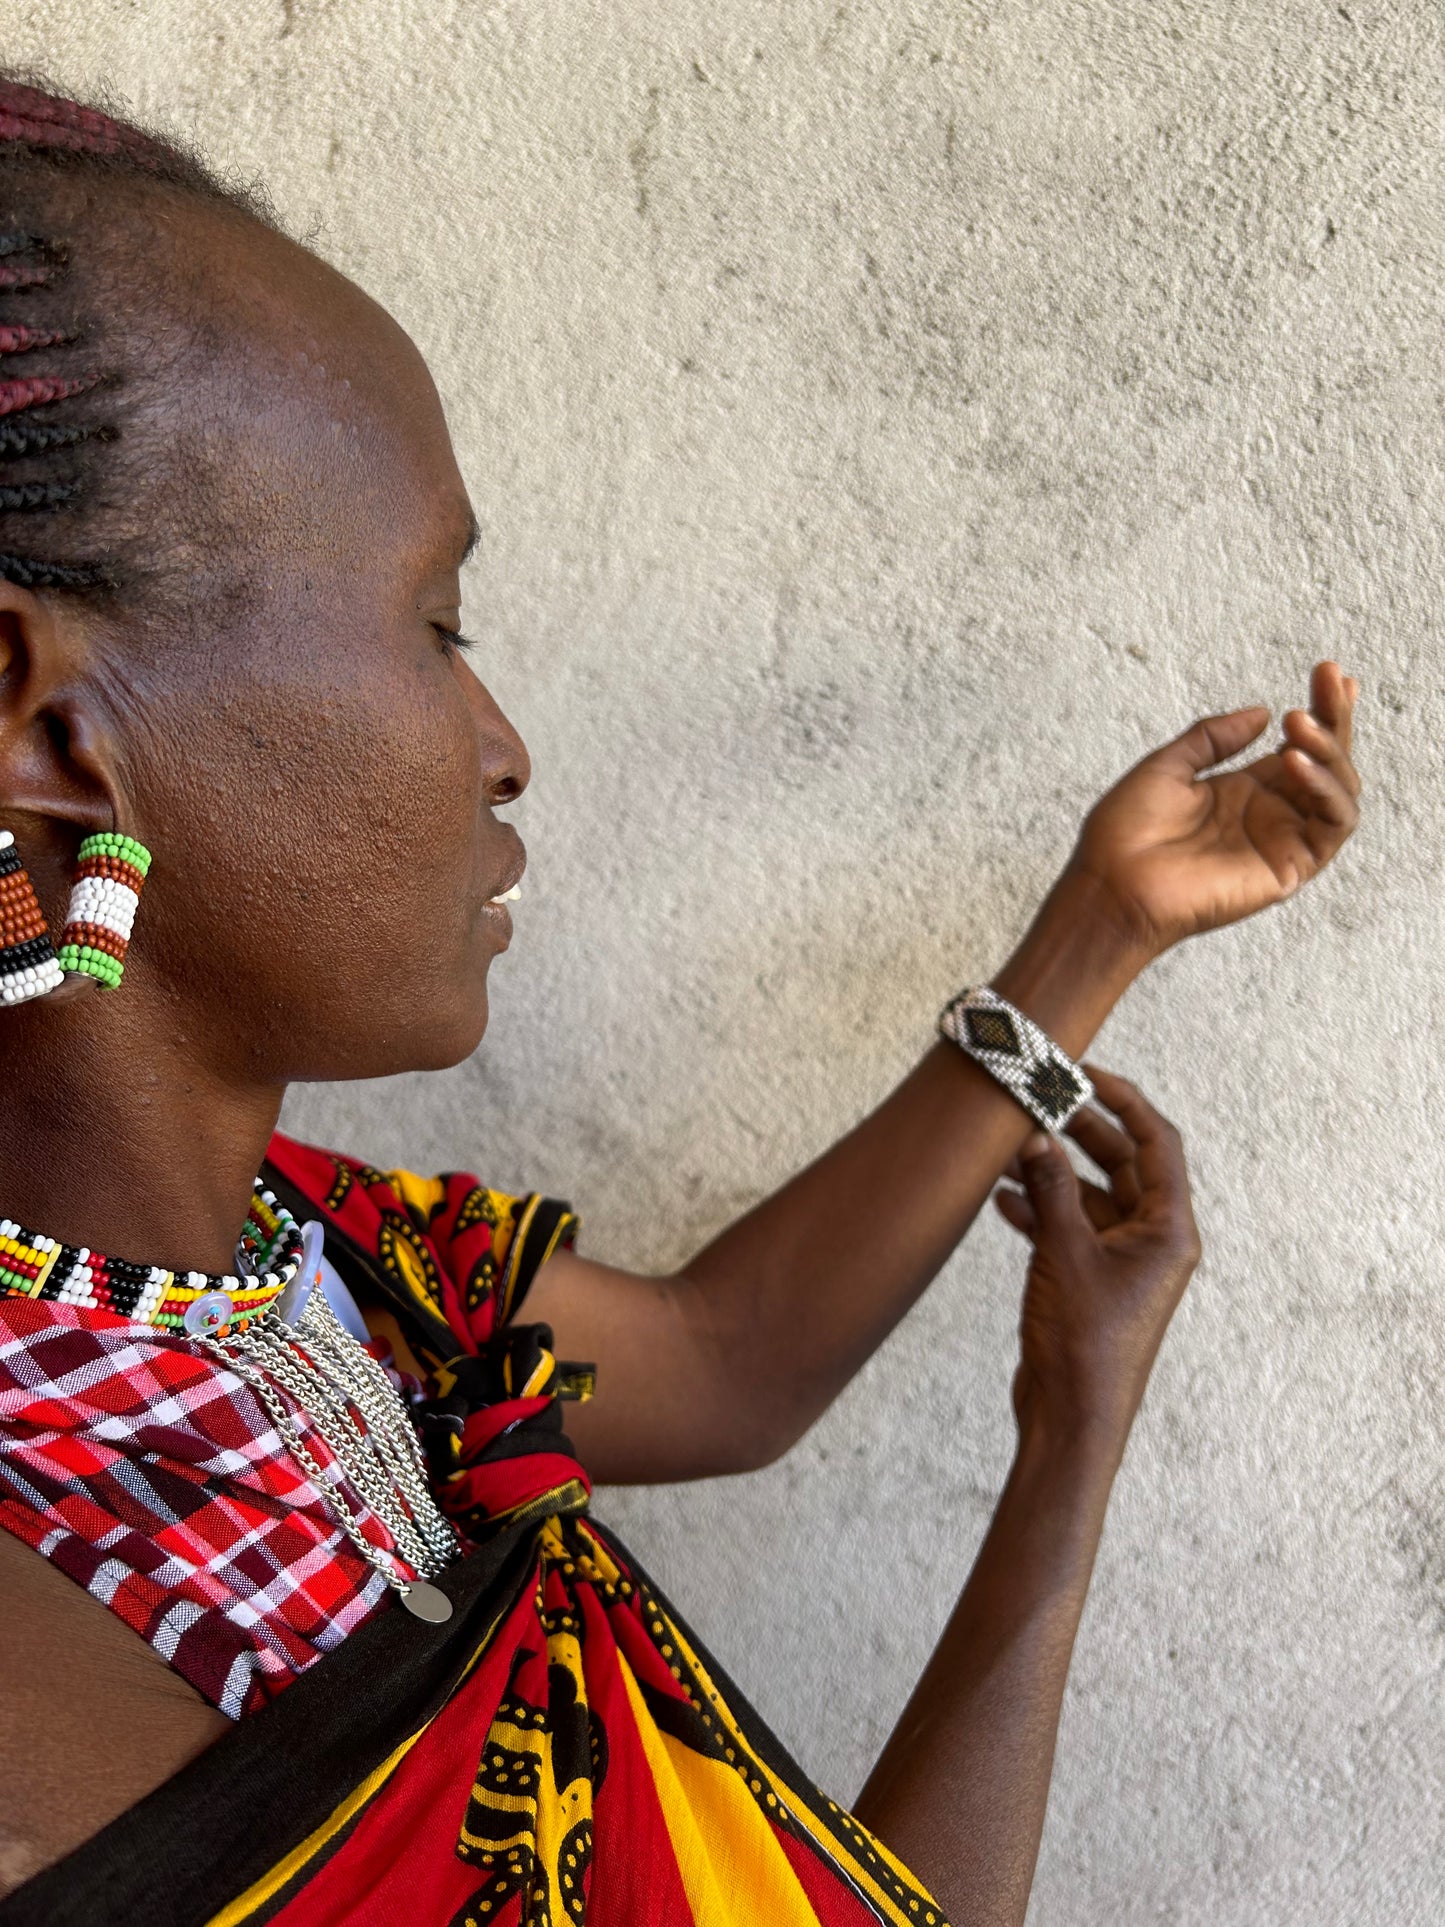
[195,1283,460,1596]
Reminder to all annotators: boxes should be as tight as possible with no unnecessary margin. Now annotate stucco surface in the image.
[7,3,1442,1919]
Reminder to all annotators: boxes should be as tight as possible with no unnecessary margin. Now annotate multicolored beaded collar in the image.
[0,1184,306,1336]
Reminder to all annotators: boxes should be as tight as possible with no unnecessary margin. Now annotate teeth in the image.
[490,883,522,903]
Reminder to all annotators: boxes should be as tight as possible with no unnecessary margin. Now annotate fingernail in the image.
[1021,1130,1052,1159]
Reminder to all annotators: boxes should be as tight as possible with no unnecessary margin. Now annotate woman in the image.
[0,73,1362,1927]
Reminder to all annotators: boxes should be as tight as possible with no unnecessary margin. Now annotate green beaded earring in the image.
[55,832,153,990]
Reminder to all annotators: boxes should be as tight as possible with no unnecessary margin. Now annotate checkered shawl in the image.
[0,1295,419,1719]
[0,1138,582,1722]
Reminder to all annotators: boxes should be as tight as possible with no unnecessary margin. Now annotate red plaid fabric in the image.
[0,1295,433,1719]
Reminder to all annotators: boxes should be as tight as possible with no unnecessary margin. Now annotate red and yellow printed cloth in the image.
[0,1130,949,1927]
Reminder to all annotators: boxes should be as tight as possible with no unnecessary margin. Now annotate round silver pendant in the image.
[400,1580,453,1623]
[184,1290,235,1338]
[273,1218,325,1324]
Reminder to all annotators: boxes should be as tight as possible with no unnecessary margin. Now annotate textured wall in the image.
[9,3,1442,1919]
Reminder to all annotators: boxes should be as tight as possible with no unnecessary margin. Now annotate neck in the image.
[0,986,283,1277]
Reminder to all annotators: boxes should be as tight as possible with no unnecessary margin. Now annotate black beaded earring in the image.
[0,829,64,1005]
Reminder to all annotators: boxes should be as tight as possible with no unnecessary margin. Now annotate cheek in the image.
[145,659,482,1009]
[303,669,483,937]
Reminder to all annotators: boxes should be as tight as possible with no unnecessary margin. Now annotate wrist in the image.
[1013,1400,1130,1490]
[1057,856,1167,969]
[989,869,1154,1064]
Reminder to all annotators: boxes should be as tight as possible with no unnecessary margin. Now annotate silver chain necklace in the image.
[194,1221,460,1622]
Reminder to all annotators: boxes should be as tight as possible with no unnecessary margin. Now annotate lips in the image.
[486,845,526,905]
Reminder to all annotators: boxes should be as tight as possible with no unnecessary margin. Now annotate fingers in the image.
[1280,742,1360,831]
[998,1181,1112,1228]
[994,1186,1035,1235]
[1283,705,1361,802]
[1064,1103,1143,1212]
[1162,706,1273,780]
[1077,1062,1194,1232]
[1017,1125,1094,1233]
[1311,659,1358,746]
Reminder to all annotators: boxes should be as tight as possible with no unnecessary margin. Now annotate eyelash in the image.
[433,625,479,658]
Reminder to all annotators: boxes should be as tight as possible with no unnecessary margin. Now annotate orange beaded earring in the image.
[0,829,65,1005]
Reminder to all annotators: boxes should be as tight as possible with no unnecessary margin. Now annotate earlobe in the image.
[0,587,133,850]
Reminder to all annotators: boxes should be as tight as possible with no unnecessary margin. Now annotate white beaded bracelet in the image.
[937,984,1095,1135]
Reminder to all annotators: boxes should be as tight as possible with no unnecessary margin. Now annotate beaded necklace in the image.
[0,1183,305,1335]
[0,1187,460,1618]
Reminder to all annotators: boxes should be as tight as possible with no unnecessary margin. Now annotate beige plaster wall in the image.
[7,4,1442,1919]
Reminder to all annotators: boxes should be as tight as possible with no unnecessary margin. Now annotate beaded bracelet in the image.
[0,1183,305,1335]
[56,831,152,989]
[938,983,1095,1134]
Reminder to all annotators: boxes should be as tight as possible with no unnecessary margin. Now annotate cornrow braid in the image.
[0,551,109,589]
[0,69,287,607]
[0,80,177,164]
[0,215,115,592]
[0,478,81,508]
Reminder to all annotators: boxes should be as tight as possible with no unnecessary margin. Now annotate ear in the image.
[0,583,132,890]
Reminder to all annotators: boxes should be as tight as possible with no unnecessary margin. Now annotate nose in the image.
[466,671,531,806]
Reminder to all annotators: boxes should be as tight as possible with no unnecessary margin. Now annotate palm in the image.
[1071,661,1362,953]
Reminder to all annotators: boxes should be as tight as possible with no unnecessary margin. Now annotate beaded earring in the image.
[55,831,152,990]
[0,829,65,1005]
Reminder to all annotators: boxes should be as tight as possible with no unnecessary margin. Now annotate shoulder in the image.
[264,1128,581,1326]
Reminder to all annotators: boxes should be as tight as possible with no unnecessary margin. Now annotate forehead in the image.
[159,193,471,579]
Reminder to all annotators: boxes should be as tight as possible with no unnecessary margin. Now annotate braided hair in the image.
[0,69,286,609]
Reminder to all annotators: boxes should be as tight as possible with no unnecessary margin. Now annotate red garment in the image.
[0,1134,948,1927]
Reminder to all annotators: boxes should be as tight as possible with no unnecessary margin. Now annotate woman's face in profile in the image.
[93,186,532,1084]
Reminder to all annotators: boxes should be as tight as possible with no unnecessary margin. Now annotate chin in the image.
[314,952,493,1079]
[409,983,492,1073]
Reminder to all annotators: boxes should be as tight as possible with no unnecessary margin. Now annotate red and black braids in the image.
[0,70,284,603]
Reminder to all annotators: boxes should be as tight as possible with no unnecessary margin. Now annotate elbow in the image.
[728,1404,809,1475]
[679,1284,805,1476]
[732,1423,791,1476]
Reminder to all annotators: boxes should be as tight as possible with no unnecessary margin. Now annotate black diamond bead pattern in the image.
[940,988,1092,1133]
[963,1006,1024,1056]
[1026,1056,1085,1123]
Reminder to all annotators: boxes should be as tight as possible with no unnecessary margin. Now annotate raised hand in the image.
[994,1064,1203,1448]
[1066,660,1362,955]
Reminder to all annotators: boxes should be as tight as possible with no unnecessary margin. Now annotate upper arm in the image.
[355,1157,765,1484]
[521,1247,772,1485]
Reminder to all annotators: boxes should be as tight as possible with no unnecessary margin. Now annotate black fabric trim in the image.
[0,1522,548,1927]
[502,1194,576,1322]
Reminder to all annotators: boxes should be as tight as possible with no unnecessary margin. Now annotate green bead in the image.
[76,831,152,876]
[56,942,122,988]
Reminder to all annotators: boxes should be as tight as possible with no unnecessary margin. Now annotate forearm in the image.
[852,1415,1125,1927]
[678,866,1153,1459]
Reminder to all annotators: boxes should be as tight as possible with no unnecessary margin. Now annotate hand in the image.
[1066,660,1362,955]
[993,1065,1202,1452]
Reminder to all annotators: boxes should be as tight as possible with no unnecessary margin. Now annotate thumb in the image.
[1148,705,1271,781]
[1018,1129,1084,1227]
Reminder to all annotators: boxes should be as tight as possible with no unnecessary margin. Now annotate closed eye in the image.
[433,624,479,657]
